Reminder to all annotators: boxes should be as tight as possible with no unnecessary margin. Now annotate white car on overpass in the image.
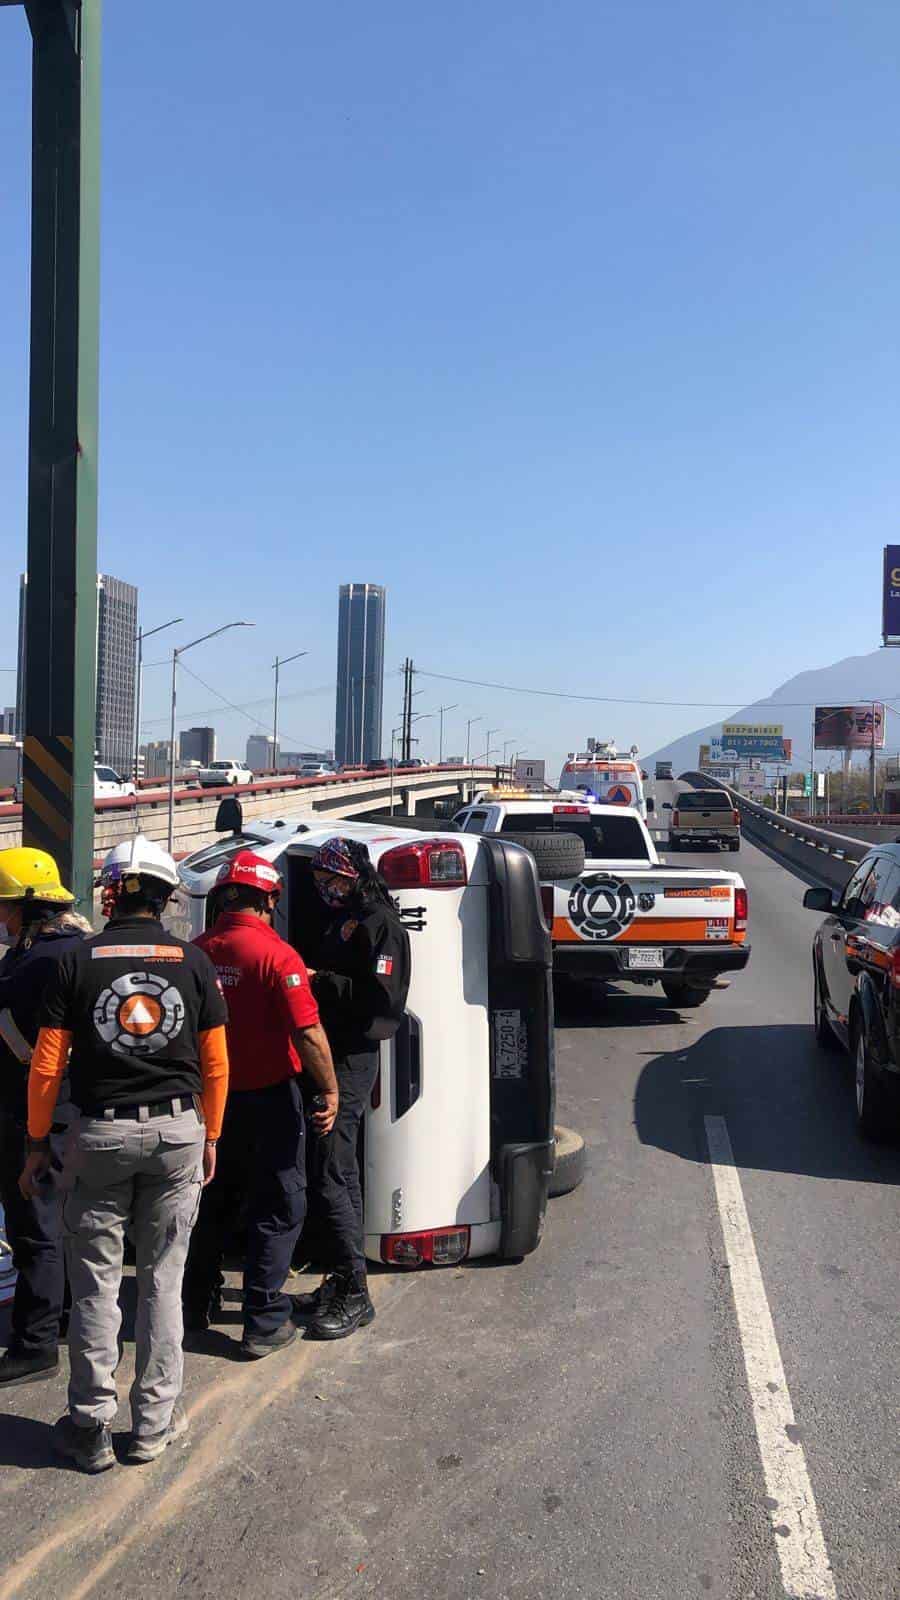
[197,759,254,788]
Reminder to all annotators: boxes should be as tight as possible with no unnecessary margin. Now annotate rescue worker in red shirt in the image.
[182,850,338,1359]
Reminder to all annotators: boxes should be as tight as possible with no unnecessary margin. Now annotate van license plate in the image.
[492,1009,527,1079]
[626,948,664,970]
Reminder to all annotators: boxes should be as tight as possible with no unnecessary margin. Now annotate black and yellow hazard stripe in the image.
[22,733,74,853]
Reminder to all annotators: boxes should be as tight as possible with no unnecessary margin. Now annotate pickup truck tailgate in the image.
[548,870,744,947]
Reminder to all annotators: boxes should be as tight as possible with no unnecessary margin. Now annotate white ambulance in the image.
[558,741,647,819]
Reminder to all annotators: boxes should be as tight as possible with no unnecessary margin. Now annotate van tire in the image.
[549,1125,586,1197]
[503,832,586,880]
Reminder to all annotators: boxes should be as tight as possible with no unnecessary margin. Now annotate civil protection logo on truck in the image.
[567,875,636,942]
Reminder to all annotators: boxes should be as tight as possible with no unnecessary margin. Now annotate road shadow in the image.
[634,1023,900,1186]
[554,975,688,1031]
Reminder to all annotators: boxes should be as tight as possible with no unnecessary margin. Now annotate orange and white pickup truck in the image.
[453,791,749,1010]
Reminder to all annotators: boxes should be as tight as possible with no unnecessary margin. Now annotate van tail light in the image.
[732,810,740,826]
[540,885,554,929]
[672,810,680,827]
[379,841,467,889]
[734,887,748,932]
[381,1227,471,1267]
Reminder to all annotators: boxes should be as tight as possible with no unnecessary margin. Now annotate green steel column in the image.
[21,0,101,915]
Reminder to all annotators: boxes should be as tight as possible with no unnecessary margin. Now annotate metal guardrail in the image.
[704,782,868,890]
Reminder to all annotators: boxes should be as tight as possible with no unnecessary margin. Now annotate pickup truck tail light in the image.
[732,810,740,826]
[382,1227,470,1267]
[672,810,680,828]
[379,840,467,889]
[734,887,748,932]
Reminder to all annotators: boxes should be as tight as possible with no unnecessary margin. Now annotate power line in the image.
[417,668,900,712]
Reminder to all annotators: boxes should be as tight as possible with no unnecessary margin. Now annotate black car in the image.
[804,845,900,1138]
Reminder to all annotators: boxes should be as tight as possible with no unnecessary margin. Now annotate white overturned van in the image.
[171,811,556,1267]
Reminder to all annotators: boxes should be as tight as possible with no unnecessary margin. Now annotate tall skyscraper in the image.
[180,726,216,766]
[334,583,386,766]
[0,709,15,737]
[95,575,138,776]
[17,571,138,776]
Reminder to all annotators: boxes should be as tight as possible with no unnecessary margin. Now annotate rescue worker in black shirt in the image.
[0,848,90,1388]
[294,836,410,1340]
[20,835,228,1474]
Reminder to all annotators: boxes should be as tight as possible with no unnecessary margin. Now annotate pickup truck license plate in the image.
[492,1009,527,1078]
[627,948,665,970]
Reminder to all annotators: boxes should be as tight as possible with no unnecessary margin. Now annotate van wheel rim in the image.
[856,1036,866,1116]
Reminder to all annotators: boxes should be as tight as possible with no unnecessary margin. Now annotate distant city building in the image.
[0,708,15,736]
[246,734,277,770]
[334,583,385,766]
[179,726,216,766]
[141,741,172,781]
[17,571,138,775]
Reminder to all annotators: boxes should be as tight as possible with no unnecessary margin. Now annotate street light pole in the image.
[167,622,254,852]
[484,728,499,766]
[466,716,482,767]
[133,617,182,783]
[437,703,458,765]
[272,649,307,770]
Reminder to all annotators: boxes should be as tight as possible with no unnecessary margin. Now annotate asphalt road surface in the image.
[1,828,899,1599]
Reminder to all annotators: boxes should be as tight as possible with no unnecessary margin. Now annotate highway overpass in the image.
[0,763,495,859]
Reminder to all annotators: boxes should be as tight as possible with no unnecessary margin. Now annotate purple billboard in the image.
[882,545,900,644]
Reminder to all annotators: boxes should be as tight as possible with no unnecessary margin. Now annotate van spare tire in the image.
[550,1125,586,1198]
[503,831,586,881]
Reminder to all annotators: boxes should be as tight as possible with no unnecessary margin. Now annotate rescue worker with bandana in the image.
[295,837,409,1340]
[0,848,91,1389]
[19,836,229,1474]
[183,849,339,1358]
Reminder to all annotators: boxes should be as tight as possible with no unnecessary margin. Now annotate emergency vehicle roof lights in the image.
[379,840,467,889]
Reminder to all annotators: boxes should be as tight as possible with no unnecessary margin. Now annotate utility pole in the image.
[870,701,878,813]
[401,658,415,764]
[14,0,102,915]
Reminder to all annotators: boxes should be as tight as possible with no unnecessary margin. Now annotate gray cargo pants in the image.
[62,1105,204,1435]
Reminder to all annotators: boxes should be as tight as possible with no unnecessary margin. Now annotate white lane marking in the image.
[705,1115,838,1600]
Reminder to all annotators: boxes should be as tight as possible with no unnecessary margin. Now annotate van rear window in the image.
[500,813,649,860]
[676,792,731,811]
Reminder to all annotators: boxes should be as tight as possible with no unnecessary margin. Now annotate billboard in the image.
[883,546,900,645]
[721,722,785,760]
[813,704,885,751]
[514,758,546,791]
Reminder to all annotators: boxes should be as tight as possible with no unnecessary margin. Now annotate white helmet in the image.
[100,835,180,893]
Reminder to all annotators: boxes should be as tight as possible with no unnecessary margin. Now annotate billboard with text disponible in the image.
[813,705,885,751]
[721,722,785,759]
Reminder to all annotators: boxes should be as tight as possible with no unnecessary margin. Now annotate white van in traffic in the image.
[171,813,557,1267]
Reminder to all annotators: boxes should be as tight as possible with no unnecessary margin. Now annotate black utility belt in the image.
[81,1096,199,1123]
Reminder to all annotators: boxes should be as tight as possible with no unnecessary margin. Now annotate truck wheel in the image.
[729,840,740,852]
[503,832,586,881]
[549,1125,586,1197]
[661,980,711,1009]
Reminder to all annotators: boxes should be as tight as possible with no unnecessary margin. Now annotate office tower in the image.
[0,709,15,736]
[17,571,138,775]
[141,741,172,781]
[95,575,138,775]
[334,583,385,766]
[179,726,216,766]
[246,734,277,770]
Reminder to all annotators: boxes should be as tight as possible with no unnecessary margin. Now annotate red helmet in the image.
[215,850,282,898]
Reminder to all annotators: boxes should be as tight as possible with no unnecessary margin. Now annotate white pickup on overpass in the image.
[0,765,496,860]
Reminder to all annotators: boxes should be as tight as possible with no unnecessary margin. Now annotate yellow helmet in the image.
[0,847,74,906]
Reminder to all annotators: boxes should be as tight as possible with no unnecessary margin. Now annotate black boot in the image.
[308,1283,375,1341]
[291,1274,340,1318]
[0,1346,59,1388]
[52,1415,115,1474]
[240,1321,298,1361]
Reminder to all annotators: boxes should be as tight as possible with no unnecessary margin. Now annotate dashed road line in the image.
[705,1114,837,1600]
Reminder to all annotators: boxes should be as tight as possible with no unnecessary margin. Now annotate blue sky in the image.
[2,1,900,773]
